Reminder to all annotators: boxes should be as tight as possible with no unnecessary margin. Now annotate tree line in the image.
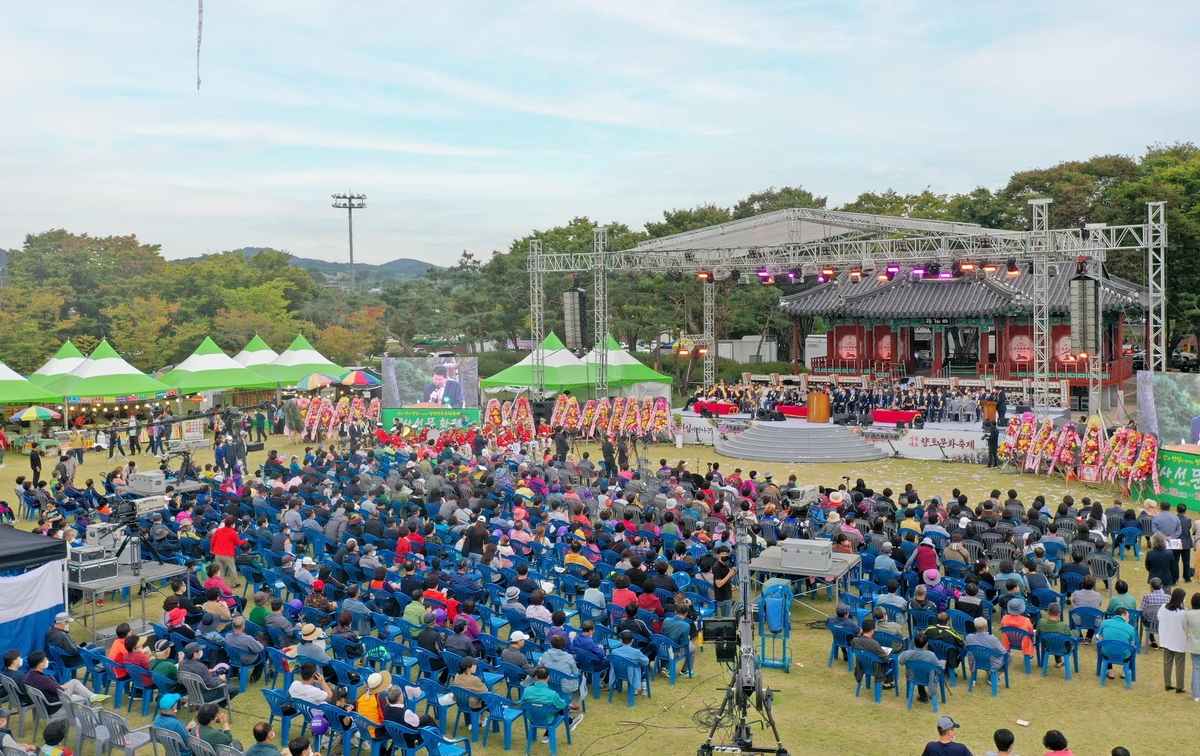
[2,142,1196,379]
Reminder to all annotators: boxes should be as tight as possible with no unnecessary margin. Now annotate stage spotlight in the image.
[1075,255,1088,276]
[938,268,954,280]
[876,271,890,282]
[676,347,691,357]
[668,271,683,282]
[786,269,802,283]
[849,268,863,282]
[959,261,976,273]
[697,270,713,282]
[982,262,999,275]
[729,270,740,282]
[911,264,927,279]
[821,267,836,278]
[1006,259,1020,278]
[697,345,709,356]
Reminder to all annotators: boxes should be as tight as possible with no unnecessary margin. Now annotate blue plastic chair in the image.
[1069,607,1105,640]
[904,658,947,711]
[1058,572,1084,595]
[450,683,489,741]
[1000,627,1035,674]
[420,724,473,756]
[98,656,131,709]
[1037,632,1079,680]
[122,662,155,717]
[651,633,691,684]
[44,646,86,684]
[381,720,425,756]
[925,640,965,688]
[521,702,569,756]
[827,625,856,671]
[496,662,528,701]
[479,692,523,751]
[965,646,1010,696]
[262,689,297,744]
[851,648,897,703]
[1096,640,1137,689]
[1112,527,1143,559]
[417,678,453,731]
[607,656,650,707]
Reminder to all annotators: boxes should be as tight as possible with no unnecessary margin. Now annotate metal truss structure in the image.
[527,202,1167,409]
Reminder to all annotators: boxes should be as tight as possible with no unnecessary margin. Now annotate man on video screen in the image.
[422,365,465,408]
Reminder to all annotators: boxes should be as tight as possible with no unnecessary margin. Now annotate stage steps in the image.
[715,421,887,463]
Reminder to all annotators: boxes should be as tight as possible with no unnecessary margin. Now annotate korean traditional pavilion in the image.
[779,262,1146,389]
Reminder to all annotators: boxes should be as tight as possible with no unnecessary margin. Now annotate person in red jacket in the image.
[209,516,245,588]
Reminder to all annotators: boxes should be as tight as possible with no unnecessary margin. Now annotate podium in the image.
[806,393,831,424]
[981,400,997,422]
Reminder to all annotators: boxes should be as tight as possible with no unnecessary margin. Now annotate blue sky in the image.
[2,1,1197,266]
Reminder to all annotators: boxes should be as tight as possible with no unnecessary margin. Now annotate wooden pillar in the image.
[932,330,944,375]
[792,316,800,374]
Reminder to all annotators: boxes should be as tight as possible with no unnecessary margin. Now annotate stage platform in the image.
[680,409,1001,463]
[714,417,887,463]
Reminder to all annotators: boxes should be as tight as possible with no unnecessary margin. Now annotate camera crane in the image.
[697,508,789,756]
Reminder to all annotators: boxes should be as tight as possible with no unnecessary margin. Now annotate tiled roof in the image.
[778,263,1146,319]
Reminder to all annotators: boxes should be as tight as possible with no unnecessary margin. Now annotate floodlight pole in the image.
[529,239,546,400]
[332,193,367,294]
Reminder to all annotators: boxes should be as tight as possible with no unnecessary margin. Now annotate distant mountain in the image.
[175,247,443,278]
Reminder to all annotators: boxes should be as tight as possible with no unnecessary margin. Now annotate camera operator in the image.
[552,427,569,464]
[983,419,1000,468]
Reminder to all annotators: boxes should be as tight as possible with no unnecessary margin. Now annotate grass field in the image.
[9,435,1182,756]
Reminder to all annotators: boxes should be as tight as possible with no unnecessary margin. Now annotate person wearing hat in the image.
[247,592,271,628]
[415,614,447,679]
[905,537,940,575]
[999,597,1035,662]
[355,670,393,738]
[179,642,238,705]
[148,512,182,560]
[294,556,317,591]
[920,716,970,756]
[304,580,336,619]
[500,585,526,616]
[152,694,192,755]
[502,631,536,680]
[149,639,183,690]
[24,650,106,708]
[44,612,85,669]
[358,543,384,573]
[921,569,951,612]
[0,706,34,754]
[712,544,735,618]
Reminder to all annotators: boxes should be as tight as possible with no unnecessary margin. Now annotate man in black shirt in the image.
[712,545,735,617]
[601,438,616,475]
[920,716,973,756]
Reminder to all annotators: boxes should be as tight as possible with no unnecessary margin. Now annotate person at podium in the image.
[421,365,465,408]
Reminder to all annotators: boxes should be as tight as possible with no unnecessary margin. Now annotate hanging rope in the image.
[196,0,204,90]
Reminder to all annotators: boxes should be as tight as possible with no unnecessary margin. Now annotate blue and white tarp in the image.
[0,561,66,659]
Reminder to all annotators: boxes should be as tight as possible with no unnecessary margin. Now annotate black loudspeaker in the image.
[895,421,906,430]
[771,411,785,421]
[699,408,714,418]
[705,618,739,663]
[246,442,265,453]
[912,415,925,429]
[531,400,553,424]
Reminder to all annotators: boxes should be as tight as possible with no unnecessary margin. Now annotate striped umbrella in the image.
[295,373,341,392]
[340,370,381,387]
[10,406,62,423]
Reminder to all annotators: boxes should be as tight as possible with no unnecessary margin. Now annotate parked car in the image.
[1172,350,1197,370]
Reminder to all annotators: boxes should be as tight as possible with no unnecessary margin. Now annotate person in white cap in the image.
[295,557,317,590]
[44,612,86,668]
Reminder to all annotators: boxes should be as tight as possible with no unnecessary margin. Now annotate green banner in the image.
[1133,448,1200,512]
[381,407,480,431]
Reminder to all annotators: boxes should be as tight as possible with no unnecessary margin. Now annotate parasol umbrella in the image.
[10,406,62,423]
[340,370,381,388]
[296,373,341,392]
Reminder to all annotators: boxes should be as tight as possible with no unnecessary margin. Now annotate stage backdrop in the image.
[1136,370,1200,445]
[0,562,66,659]
[381,356,479,409]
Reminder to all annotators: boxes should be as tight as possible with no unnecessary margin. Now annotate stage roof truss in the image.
[528,201,1167,411]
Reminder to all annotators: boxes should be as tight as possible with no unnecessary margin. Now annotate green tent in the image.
[481,333,591,393]
[0,360,63,404]
[250,334,345,385]
[584,334,673,397]
[43,340,174,400]
[28,342,87,387]
[233,335,279,368]
[159,337,276,394]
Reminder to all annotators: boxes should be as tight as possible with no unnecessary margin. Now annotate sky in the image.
[2,1,1198,267]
